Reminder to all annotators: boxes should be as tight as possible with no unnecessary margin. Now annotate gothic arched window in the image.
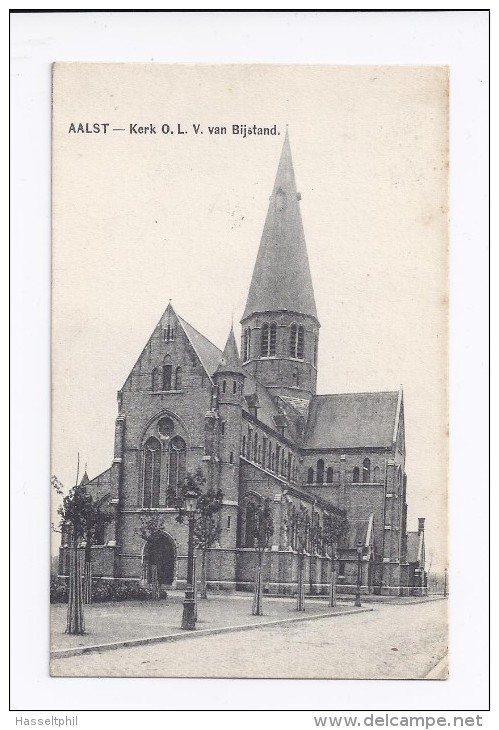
[317,459,324,484]
[143,437,161,508]
[326,467,334,484]
[297,325,305,359]
[269,323,277,356]
[363,458,371,483]
[307,467,314,484]
[242,329,247,361]
[290,324,298,357]
[245,502,257,547]
[261,324,269,357]
[353,466,360,483]
[162,357,172,391]
[243,327,252,362]
[169,435,186,498]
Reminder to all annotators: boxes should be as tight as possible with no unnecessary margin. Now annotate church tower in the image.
[240,131,320,401]
[212,325,245,551]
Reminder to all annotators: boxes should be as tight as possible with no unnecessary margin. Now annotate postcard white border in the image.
[10,8,489,717]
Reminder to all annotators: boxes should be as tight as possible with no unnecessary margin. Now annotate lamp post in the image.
[355,541,363,607]
[181,489,199,630]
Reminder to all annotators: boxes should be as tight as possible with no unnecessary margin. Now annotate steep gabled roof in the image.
[82,467,114,502]
[304,391,400,449]
[242,131,318,322]
[343,516,373,550]
[177,315,223,384]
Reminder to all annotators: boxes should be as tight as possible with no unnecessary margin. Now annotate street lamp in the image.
[355,541,363,607]
[181,488,199,630]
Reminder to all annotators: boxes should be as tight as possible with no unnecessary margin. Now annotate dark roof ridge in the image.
[177,315,222,352]
[313,390,399,398]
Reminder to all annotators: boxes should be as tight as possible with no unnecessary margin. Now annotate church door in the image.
[144,533,176,585]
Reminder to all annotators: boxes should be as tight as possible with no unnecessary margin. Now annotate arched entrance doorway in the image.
[143,532,176,586]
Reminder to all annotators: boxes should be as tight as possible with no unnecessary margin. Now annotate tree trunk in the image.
[296,553,305,611]
[83,560,92,604]
[252,555,263,616]
[66,542,85,634]
[200,549,208,599]
[83,542,92,604]
[329,558,337,608]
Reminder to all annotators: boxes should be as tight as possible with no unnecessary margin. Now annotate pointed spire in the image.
[242,131,318,322]
[216,324,245,376]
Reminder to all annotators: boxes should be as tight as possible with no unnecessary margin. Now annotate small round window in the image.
[157,417,174,437]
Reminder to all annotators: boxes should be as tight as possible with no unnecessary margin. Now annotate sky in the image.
[52,64,448,570]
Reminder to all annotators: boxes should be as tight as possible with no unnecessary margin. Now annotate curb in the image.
[51,606,373,660]
[424,654,449,680]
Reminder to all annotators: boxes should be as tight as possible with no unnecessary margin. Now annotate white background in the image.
[9,8,490,721]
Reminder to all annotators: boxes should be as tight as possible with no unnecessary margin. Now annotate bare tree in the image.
[247,499,274,616]
[194,485,223,599]
[294,504,309,611]
[53,475,106,634]
[323,512,348,607]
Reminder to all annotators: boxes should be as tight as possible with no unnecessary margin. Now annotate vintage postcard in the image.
[50,63,448,679]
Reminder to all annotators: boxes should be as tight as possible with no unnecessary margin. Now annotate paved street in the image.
[51,598,447,679]
[51,593,358,653]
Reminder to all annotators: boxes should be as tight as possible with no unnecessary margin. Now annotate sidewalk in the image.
[51,592,370,657]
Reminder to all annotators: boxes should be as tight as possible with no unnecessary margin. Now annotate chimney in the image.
[418,518,425,534]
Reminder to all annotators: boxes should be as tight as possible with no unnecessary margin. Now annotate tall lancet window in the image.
[316,459,324,485]
[290,324,304,359]
[269,323,277,356]
[297,325,305,359]
[243,327,251,362]
[363,458,371,483]
[143,437,161,508]
[162,356,172,391]
[260,324,269,357]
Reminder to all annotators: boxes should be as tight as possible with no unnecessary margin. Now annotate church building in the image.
[59,133,426,597]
